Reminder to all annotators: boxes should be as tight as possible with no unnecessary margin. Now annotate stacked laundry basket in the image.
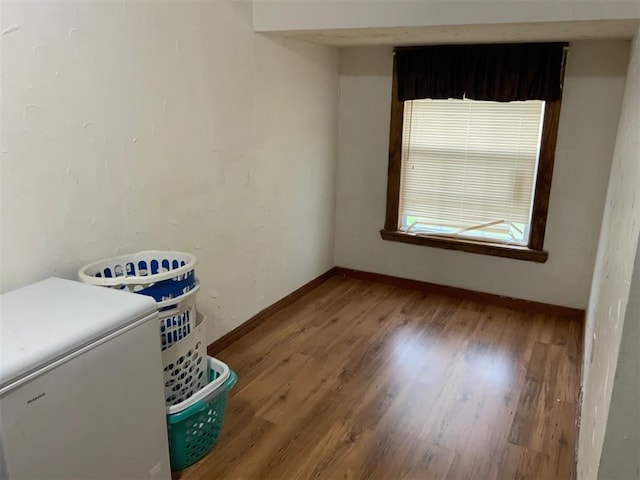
[79,251,236,471]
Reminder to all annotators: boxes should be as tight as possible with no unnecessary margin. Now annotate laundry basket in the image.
[78,251,196,302]
[162,311,208,406]
[158,284,199,351]
[166,357,237,471]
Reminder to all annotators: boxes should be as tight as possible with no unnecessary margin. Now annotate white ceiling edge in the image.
[253,0,640,32]
[260,19,639,47]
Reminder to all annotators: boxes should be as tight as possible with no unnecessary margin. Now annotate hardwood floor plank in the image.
[399,442,457,480]
[177,277,582,480]
[495,445,549,480]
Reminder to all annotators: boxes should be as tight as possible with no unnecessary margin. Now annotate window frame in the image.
[380,54,565,263]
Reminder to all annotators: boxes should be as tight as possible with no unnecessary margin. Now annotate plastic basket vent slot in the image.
[161,311,207,406]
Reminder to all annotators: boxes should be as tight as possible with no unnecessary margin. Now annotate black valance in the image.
[395,42,566,103]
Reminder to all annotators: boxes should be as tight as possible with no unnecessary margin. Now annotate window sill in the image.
[379,230,548,263]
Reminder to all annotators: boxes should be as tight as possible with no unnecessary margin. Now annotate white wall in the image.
[598,236,640,480]
[0,1,339,343]
[254,0,640,32]
[334,41,629,308]
[578,26,640,479]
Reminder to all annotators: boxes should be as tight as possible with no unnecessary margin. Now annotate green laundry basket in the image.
[166,356,237,471]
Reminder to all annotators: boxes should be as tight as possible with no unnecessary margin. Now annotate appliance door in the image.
[0,313,170,480]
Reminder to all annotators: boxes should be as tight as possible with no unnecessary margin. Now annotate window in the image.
[400,98,544,245]
[381,43,567,262]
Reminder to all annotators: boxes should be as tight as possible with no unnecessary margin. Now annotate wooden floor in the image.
[179,276,582,480]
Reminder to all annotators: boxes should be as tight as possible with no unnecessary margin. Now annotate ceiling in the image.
[267,19,639,47]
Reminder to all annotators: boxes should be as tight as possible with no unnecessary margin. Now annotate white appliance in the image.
[0,278,171,479]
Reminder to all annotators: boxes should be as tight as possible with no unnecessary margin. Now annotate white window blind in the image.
[399,98,545,245]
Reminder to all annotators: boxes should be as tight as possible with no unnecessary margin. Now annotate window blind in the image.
[399,98,545,245]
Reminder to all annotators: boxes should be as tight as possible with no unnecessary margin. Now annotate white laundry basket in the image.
[162,311,208,406]
[78,251,196,302]
[157,284,199,351]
